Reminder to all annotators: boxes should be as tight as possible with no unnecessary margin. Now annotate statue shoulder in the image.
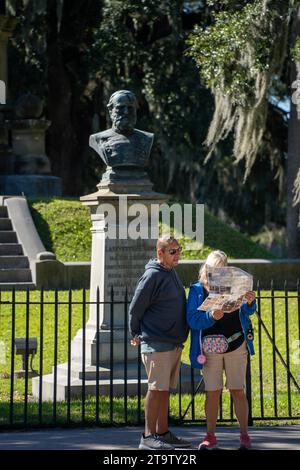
[134,129,154,145]
[89,129,113,150]
[90,129,114,145]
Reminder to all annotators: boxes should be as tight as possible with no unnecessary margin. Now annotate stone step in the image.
[32,374,149,401]
[0,282,35,291]
[32,367,196,402]
[0,231,18,243]
[0,244,23,256]
[55,362,148,381]
[0,206,8,218]
[0,256,29,269]
[0,268,32,282]
[0,218,12,230]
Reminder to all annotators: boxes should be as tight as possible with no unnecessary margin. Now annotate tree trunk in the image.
[287,9,300,257]
[46,0,100,195]
[46,0,76,195]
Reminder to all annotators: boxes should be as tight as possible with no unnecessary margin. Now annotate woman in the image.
[187,250,256,450]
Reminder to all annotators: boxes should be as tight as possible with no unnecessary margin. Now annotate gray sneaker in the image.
[139,434,174,450]
[157,431,193,448]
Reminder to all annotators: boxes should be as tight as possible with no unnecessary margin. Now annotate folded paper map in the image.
[198,266,253,313]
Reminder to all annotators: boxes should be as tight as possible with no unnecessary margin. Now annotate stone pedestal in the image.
[0,174,62,197]
[72,191,166,366]
[0,112,63,197]
[10,118,52,174]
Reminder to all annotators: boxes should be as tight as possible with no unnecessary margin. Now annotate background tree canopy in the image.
[188,0,300,256]
[5,0,299,256]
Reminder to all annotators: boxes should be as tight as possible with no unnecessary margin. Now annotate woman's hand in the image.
[212,309,224,320]
[130,335,141,347]
[245,291,256,305]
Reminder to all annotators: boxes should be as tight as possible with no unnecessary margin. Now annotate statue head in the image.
[107,90,137,134]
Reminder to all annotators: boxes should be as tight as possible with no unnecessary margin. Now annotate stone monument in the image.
[32,90,191,400]
[0,7,62,197]
[0,93,62,197]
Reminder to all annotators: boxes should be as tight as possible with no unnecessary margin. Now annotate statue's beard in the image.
[113,117,135,133]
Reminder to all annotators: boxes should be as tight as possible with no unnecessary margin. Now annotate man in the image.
[129,236,191,450]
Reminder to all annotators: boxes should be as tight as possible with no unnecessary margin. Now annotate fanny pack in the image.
[202,332,243,354]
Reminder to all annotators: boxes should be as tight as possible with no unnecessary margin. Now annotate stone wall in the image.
[34,259,300,291]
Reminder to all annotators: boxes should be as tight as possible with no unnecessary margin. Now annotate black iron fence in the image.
[0,282,299,431]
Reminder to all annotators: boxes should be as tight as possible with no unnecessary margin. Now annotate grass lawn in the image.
[28,198,274,262]
[0,289,299,427]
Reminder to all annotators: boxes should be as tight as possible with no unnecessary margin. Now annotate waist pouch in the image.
[202,332,242,354]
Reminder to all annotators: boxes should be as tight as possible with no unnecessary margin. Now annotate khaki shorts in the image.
[203,341,248,391]
[142,347,182,392]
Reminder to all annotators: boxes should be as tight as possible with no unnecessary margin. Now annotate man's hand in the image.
[244,291,256,305]
[130,335,141,347]
[212,309,224,320]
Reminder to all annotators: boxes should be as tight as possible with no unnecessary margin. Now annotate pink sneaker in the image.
[198,432,217,450]
[239,432,252,450]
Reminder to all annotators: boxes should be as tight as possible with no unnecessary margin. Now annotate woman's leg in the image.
[202,351,224,434]
[205,390,222,433]
[224,342,249,434]
[230,389,249,434]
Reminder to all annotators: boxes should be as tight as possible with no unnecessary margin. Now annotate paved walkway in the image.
[0,425,299,450]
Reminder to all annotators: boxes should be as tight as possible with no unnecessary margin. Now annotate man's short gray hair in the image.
[156,236,178,251]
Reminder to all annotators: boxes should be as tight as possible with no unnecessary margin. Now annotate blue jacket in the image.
[129,259,189,344]
[187,282,256,369]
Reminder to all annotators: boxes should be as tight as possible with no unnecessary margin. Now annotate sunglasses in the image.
[167,246,182,255]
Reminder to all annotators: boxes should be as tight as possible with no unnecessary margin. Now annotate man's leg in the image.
[156,391,169,434]
[144,390,169,437]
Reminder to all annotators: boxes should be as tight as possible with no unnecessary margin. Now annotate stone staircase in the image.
[0,205,35,289]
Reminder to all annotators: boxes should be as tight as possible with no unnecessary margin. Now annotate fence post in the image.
[38,288,44,424]
[24,288,30,427]
[110,286,114,424]
[82,288,86,424]
[67,289,72,424]
[124,288,128,424]
[9,288,15,426]
[270,280,278,418]
[284,280,292,416]
[96,286,100,425]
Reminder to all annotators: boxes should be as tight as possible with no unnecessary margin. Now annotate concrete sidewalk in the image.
[0,425,299,450]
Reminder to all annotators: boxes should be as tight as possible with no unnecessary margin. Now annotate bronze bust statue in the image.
[90,90,154,192]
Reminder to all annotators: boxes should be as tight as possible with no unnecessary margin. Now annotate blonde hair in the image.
[199,250,228,284]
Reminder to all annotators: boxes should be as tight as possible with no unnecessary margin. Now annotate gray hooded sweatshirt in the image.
[129,259,189,345]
